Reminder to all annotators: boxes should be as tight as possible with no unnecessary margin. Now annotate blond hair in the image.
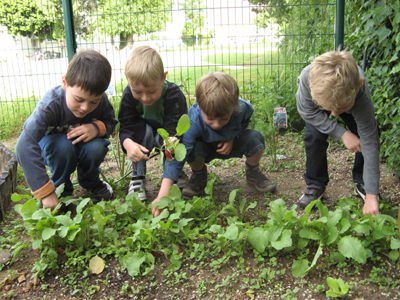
[124,45,164,86]
[195,72,240,118]
[65,50,111,96]
[309,50,360,111]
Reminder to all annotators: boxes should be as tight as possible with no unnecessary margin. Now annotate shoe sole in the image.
[182,188,204,197]
[246,179,276,193]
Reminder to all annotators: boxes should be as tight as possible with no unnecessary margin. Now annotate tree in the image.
[0,0,98,41]
[97,0,174,50]
[0,0,61,41]
[180,0,206,47]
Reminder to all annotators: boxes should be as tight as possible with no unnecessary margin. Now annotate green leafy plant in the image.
[157,114,190,162]
[326,277,349,298]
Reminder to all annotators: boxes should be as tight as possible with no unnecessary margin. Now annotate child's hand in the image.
[151,197,163,217]
[363,194,379,216]
[151,178,174,217]
[164,137,178,154]
[340,131,361,153]
[217,139,234,155]
[42,192,59,210]
[123,139,149,162]
[67,124,98,145]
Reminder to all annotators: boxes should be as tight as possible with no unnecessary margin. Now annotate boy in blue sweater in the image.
[181,72,276,196]
[16,50,118,210]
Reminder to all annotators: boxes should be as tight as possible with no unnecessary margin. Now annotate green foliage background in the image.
[248,0,400,174]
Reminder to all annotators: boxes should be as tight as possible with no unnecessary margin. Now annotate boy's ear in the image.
[61,75,67,90]
[358,78,364,89]
[194,97,197,102]
[163,71,168,81]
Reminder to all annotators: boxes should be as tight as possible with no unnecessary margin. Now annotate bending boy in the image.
[296,50,380,216]
[182,72,276,197]
[16,50,118,210]
[118,46,188,216]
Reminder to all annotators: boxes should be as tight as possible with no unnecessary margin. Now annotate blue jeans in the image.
[39,134,110,197]
[187,129,265,163]
[132,124,163,177]
[304,112,364,187]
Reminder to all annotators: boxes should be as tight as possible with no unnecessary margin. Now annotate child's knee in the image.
[82,138,110,159]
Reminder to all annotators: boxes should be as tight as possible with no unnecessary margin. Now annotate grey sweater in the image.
[296,65,380,195]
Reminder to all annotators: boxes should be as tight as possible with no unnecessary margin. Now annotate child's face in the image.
[62,76,102,118]
[201,110,232,131]
[129,73,167,106]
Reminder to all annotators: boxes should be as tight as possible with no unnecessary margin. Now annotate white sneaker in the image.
[128,177,146,201]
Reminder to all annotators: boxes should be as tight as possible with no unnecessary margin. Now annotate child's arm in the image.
[151,178,174,217]
[363,194,379,216]
[162,83,188,137]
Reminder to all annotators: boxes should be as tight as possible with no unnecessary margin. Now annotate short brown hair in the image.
[309,50,360,111]
[65,50,112,96]
[124,45,165,86]
[195,72,240,119]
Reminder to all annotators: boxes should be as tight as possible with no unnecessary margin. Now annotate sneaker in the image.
[354,183,366,200]
[91,179,113,203]
[245,163,276,193]
[175,170,189,189]
[299,185,325,209]
[128,177,146,201]
[182,166,208,197]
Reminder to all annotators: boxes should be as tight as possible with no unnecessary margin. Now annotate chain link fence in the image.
[0,0,336,139]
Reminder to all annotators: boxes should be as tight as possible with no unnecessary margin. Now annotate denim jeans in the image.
[39,133,110,197]
[304,112,364,187]
[132,123,164,177]
[187,129,265,163]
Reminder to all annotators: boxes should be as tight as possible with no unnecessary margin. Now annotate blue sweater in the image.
[183,98,254,157]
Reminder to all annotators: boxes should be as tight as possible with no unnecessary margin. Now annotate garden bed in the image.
[1,133,400,299]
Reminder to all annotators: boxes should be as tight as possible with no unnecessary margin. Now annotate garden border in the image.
[0,142,18,221]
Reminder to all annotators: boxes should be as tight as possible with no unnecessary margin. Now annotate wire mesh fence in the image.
[0,0,336,139]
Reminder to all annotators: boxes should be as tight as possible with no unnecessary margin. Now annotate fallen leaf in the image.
[32,276,39,286]
[18,274,26,283]
[89,255,105,274]
[24,281,32,292]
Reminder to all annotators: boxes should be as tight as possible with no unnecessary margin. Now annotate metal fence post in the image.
[62,0,77,62]
[335,0,344,50]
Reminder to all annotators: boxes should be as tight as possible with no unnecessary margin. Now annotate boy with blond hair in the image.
[118,45,187,216]
[296,50,380,216]
[16,50,117,210]
[181,72,276,197]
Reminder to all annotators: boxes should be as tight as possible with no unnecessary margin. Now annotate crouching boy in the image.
[16,50,118,210]
[181,72,276,197]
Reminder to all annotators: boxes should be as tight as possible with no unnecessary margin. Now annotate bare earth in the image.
[1,133,400,299]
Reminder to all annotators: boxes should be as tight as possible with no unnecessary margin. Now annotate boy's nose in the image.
[141,93,149,101]
[81,102,89,111]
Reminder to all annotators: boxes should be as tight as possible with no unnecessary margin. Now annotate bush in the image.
[346,1,400,175]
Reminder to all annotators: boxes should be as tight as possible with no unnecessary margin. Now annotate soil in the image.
[1,134,400,300]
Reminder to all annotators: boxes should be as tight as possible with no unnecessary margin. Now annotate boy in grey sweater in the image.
[296,50,380,216]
